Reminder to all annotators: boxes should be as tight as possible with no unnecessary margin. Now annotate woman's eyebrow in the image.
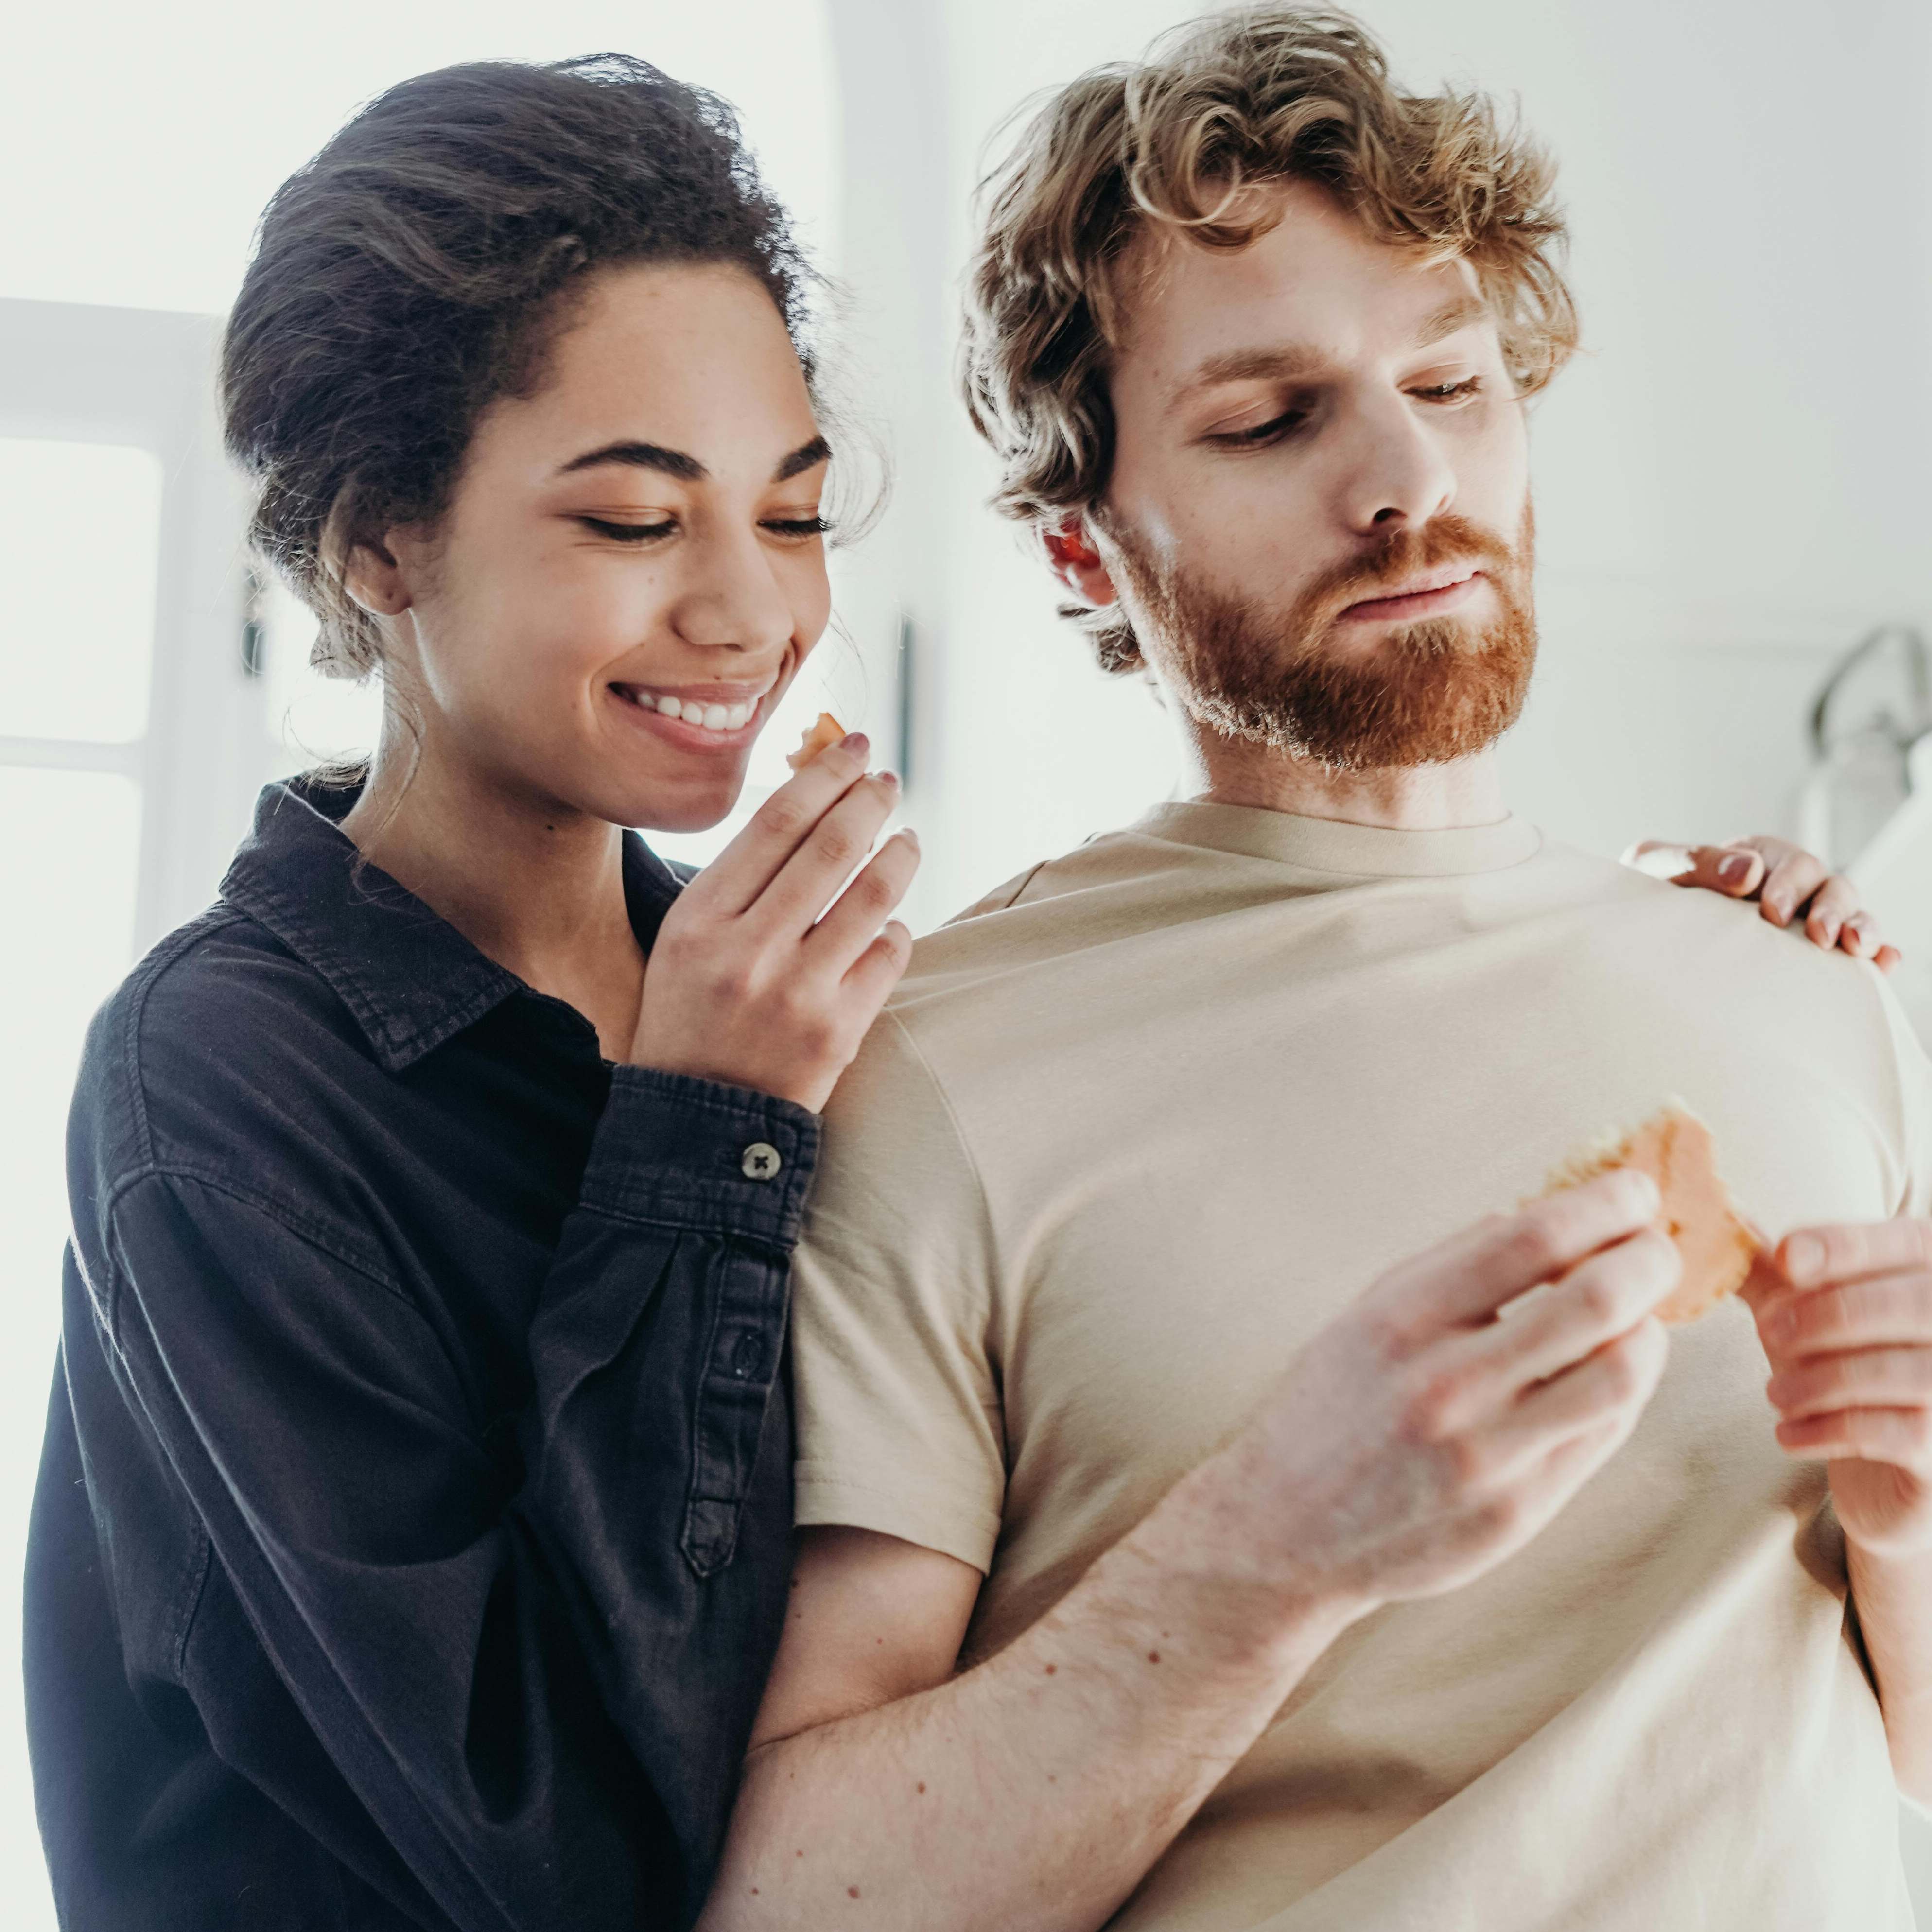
[774,434,832,481]
[553,434,831,483]
[557,440,705,481]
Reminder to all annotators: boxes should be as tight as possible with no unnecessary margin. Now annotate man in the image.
[699,10,1932,1928]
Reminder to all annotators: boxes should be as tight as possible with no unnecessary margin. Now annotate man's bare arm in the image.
[700,1174,1681,1932]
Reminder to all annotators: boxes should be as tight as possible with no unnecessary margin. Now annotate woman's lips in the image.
[1338,570,1487,624]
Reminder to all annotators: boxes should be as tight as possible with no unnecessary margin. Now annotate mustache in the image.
[1298,514,1518,629]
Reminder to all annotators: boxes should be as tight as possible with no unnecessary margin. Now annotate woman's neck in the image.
[341,729,645,1059]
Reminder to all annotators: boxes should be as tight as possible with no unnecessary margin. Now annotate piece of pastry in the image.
[1540,1103,1761,1323]
[786,711,848,772]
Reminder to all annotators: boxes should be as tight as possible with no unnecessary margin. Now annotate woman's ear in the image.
[340,537,413,619]
[1042,514,1120,610]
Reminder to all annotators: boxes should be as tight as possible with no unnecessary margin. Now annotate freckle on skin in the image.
[916,1781,926,1793]
[1148,1651,1161,1664]
[1044,1663,1057,1675]
[848,1885,861,1899]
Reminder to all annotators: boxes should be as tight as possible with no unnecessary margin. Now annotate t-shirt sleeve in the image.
[790,1011,1006,1573]
[1875,975,1932,1217]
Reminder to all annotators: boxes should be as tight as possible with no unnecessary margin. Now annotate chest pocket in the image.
[682,1241,789,1578]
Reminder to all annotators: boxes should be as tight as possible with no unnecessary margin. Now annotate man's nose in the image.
[1336,392,1457,535]
[668,521,798,656]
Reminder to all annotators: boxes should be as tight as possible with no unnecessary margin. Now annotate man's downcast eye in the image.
[1412,376,1484,402]
[764,515,832,539]
[1204,409,1312,450]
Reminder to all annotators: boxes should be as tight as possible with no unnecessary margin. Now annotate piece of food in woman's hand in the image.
[1540,1102,1762,1323]
[786,711,849,772]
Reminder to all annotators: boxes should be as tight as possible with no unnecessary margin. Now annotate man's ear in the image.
[339,535,413,619]
[1042,515,1120,610]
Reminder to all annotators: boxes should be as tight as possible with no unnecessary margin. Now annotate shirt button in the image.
[741,1141,783,1182]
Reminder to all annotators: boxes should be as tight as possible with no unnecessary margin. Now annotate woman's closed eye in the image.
[577,514,676,544]
[574,513,831,543]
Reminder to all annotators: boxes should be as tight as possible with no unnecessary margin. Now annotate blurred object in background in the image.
[1800,624,1930,870]
[1797,626,1932,1041]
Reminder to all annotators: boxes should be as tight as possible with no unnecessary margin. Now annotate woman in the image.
[21,51,1893,1932]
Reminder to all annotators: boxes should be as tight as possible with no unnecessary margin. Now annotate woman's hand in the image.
[631,732,920,1112]
[1622,835,1902,972]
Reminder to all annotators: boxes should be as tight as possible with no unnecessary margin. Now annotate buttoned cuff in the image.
[578,1065,821,1244]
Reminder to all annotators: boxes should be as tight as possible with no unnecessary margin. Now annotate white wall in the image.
[886,0,1932,922]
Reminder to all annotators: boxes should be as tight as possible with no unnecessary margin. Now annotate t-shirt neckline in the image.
[1133,799,1544,879]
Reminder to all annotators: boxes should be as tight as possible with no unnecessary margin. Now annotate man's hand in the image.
[1745,1220,1932,1556]
[1200,1171,1680,1616]
[1623,835,1902,972]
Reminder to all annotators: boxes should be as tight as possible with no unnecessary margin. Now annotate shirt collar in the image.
[1132,799,1543,878]
[220,776,686,1072]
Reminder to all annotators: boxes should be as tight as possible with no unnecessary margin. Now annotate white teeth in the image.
[625,687,764,731]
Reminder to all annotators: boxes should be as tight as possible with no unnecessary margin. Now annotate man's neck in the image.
[1180,729,1508,832]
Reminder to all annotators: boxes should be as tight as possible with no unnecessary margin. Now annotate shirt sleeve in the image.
[82,1065,814,1932]
[1871,973,1932,1217]
[790,1012,1008,1573]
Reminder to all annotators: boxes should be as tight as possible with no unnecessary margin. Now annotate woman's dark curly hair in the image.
[222,53,818,679]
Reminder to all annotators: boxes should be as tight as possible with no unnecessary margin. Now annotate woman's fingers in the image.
[751,770,904,934]
[1741,838,1828,929]
[842,920,916,1010]
[804,829,922,975]
[686,732,876,917]
[1621,841,1763,894]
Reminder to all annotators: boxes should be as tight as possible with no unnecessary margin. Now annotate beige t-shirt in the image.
[791,802,1932,1932]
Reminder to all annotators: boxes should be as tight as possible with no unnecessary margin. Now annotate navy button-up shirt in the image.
[26,778,816,1931]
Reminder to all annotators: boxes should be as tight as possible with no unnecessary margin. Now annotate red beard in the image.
[1115,507,1538,772]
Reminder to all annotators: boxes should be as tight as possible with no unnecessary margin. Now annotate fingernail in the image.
[876,768,901,790]
[1763,895,1790,924]
[1817,919,1841,948]
[1784,1234,1826,1285]
[1621,1171,1660,1218]
[839,731,868,754]
[1718,853,1753,885]
[900,826,921,849]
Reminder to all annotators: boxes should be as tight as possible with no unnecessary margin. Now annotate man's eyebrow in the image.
[773,434,832,482]
[1414,295,1492,349]
[557,440,706,481]
[1170,344,1327,409]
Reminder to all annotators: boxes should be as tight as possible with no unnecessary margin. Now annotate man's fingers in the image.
[1774,1405,1932,1465]
[1374,1170,1662,1338]
[1766,1344,1932,1421]
[1757,1269,1932,1359]
[1482,1319,1668,1471]
[1449,1229,1680,1397]
[689,733,875,916]
[1777,1219,1932,1290]
[1875,942,1905,975]
[804,830,922,975]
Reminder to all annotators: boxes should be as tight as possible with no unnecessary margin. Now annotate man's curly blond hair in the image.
[959,5,1578,672]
